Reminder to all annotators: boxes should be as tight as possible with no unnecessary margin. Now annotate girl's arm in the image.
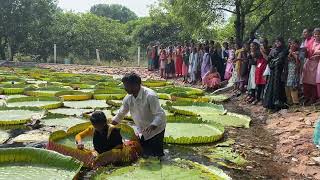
[75,125,94,149]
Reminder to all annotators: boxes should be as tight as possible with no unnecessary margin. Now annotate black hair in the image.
[90,111,107,124]
[314,28,320,34]
[204,46,210,53]
[122,72,142,85]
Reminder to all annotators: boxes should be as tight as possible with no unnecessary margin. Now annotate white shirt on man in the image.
[112,86,166,140]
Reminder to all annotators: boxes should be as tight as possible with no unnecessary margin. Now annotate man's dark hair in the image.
[122,72,142,85]
[90,111,107,124]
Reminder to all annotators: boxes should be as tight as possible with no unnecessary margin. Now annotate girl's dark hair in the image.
[204,46,210,53]
[314,28,320,34]
[122,72,142,85]
[90,111,107,124]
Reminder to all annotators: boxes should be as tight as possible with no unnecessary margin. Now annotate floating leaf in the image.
[164,123,224,144]
[6,97,63,109]
[0,107,45,126]
[92,158,231,180]
[63,100,108,109]
[0,147,83,180]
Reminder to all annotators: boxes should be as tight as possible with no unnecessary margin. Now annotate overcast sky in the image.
[58,0,158,17]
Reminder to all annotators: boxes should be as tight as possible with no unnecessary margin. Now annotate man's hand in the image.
[76,142,84,150]
[143,125,157,134]
[111,121,118,126]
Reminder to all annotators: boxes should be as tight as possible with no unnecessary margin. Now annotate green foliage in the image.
[50,12,130,61]
[90,4,138,23]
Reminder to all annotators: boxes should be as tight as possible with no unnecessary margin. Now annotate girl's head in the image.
[204,46,210,53]
[223,42,229,49]
[192,47,197,53]
[290,40,300,51]
[243,42,250,51]
[260,38,268,48]
[214,42,222,51]
[250,42,260,52]
[235,42,242,50]
[303,28,313,39]
[90,111,107,132]
[275,37,285,48]
[211,66,217,73]
[314,28,320,42]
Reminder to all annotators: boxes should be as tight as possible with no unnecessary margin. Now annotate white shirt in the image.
[112,86,166,140]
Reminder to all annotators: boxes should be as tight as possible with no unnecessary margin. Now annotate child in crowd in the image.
[246,42,259,103]
[285,40,301,106]
[254,46,268,105]
[159,48,167,79]
[182,47,190,82]
[189,47,198,84]
[166,47,175,79]
[202,67,221,91]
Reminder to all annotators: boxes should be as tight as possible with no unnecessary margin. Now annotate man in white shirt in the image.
[112,73,166,157]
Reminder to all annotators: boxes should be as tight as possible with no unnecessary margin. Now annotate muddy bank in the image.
[234,95,320,179]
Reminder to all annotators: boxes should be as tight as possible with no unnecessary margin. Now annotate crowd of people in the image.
[146,28,320,112]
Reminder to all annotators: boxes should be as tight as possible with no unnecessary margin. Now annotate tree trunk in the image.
[0,38,5,60]
[7,39,12,61]
[240,14,246,43]
[234,0,242,44]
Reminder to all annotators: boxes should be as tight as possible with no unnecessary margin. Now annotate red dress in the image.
[255,56,267,85]
[175,48,183,76]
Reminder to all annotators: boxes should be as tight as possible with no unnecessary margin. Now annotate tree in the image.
[164,0,288,44]
[90,4,138,23]
[0,0,57,61]
[50,12,130,61]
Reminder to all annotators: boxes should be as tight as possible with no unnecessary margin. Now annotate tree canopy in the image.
[90,4,138,23]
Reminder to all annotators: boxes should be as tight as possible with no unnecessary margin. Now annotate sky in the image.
[58,0,158,17]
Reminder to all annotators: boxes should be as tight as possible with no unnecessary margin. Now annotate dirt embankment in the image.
[236,95,320,179]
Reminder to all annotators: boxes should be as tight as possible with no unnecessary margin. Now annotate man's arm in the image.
[112,97,129,125]
[148,95,166,127]
[75,126,94,149]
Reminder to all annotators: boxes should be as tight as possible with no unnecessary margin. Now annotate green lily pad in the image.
[164,123,224,144]
[63,100,109,109]
[0,130,9,144]
[171,105,251,128]
[49,108,94,116]
[57,135,94,150]
[0,108,45,125]
[93,158,231,180]
[6,97,62,109]
[0,148,83,180]
[42,117,89,130]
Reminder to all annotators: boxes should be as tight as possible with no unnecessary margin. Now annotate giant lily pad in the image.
[169,103,251,128]
[93,94,125,100]
[42,117,89,130]
[0,107,45,125]
[63,100,108,109]
[92,158,231,180]
[0,147,83,180]
[6,97,63,109]
[165,123,224,144]
[55,91,93,101]
[206,146,248,168]
[49,108,94,116]
[48,123,141,167]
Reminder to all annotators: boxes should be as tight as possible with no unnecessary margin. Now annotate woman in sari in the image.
[263,37,288,111]
[201,46,212,80]
[313,28,320,98]
[175,45,183,77]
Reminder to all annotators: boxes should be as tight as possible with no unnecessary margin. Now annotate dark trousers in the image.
[140,130,165,157]
[256,84,265,101]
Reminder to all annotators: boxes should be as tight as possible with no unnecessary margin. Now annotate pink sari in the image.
[202,72,221,89]
[312,42,320,97]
